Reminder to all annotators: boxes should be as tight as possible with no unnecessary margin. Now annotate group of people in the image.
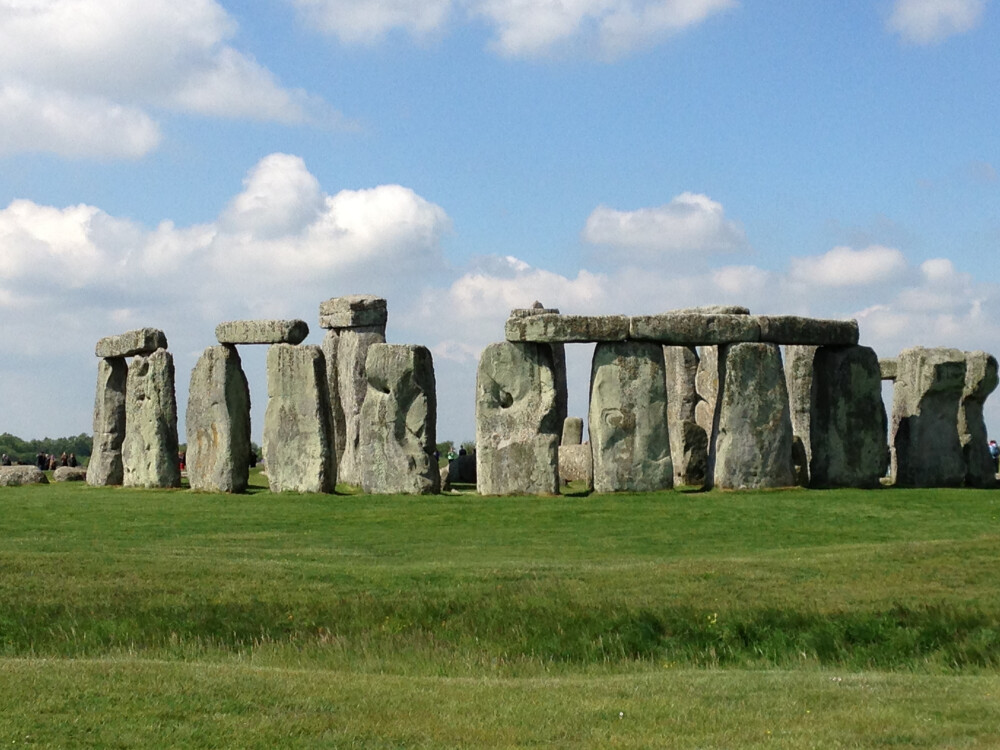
[36,452,78,471]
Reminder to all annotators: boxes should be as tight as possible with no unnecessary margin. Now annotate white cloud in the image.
[582,193,747,254]
[289,0,453,43]
[788,245,908,287]
[887,0,986,44]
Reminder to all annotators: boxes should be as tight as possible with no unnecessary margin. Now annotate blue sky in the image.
[0,0,997,445]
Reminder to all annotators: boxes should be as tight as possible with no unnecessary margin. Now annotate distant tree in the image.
[0,432,92,465]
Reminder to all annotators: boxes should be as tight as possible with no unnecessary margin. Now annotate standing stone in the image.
[476,341,560,495]
[710,343,796,490]
[185,345,251,493]
[558,444,594,489]
[122,348,181,488]
[784,345,818,478]
[263,344,335,493]
[959,351,998,488]
[359,344,440,495]
[664,345,707,486]
[511,303,568,428]
[808,346,888,488]
[589,341,673,493]
[87,357,128,486]
[891,347,967,487]
[561,417,584,446]
[694,345,720,439]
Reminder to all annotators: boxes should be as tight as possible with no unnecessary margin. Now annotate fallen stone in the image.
[561,416,584,446]
[318,295,388,331]
[0,466,49,486]
[87,357,128,487]
[95,328,167,358]
[665,345,705,486]
[589,341,673,493]
[757,316,859,346]
[959,351,998,488]
[263,344,336,493]
[185,345,252,493]
[123,348,181,488]
[710,343,796,490]
[558,443,594,488]
[359,344,440,495]
[54,466,88,482]
[880,358,898,381]
[629,314,761,345]
[476,341,560,495]
[215,319,308,345]
[505,314,630,344]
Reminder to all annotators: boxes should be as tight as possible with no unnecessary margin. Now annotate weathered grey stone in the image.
[123,348,181,488]
[476,341,560,495]
[558,443,594,488]
[54,466,88,482]
[784,345,818,474]
[710,343,796,490]
[673,420,708,487]
[561,416,584,446]
[510,302,560,318]
[757,316,859,346]
[323,329,386,486]
[665,345,706,486]
[629,314,761,345]
[510,304,568,429]
[959,351,999,488]
[263,344,336,493]
[447,453,477,484]
[95,328,167,358]
[891,347,967,488]
[666,305,751,315]
[694,346,720,439]
[359,344,439,495]
[808,346,888,488]
[505,314,630,344]
[215,319,308,345]
[87,357,127,487]
[880,358,898,381]
[589,341,673,493]
[318,295,388,331]
[185,345,251,493]
[0,466,48,486]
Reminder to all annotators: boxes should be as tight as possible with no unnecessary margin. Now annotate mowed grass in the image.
[1,475,1000,746]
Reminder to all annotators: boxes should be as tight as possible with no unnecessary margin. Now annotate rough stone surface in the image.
[123,348,181,488]
[505,314,630,344]
[87,357,127,487]
[561,417,584,446]
[476,341,560,495]
[185,345,251,493]
[959,351,999,488]
[558,443,594,488]
[215,319,308,345]
[359,344,440,495]
[318,295,388,331]
[783,345,818,474]
[589,341,673,493]
[808,346,888,488]
[710,343,796,490]
[263,344,336,493]
[0,466,48,486]
[890,347,967,488]
[54,467,88,482]
[673,420,708,487]
[511,304,568,431]
[664,345,706,486]
[880,358,898,380]
[666,305,750,315]
[694,346,720,439]
[95,328,167,358]
[323,329,386,485]
[629,314,761,345]
[757,316,859,346]
[447,454,477,484]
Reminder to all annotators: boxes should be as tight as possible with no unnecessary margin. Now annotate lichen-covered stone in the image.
[95,328,167,358]
[589,341,673,493]
[880,358,898,381]
[694,346,720,439]
[666,305,750,315]
[558,443,594,488]
[123,348,181,488]
[54,467,88,482]
[959,351,998,488]
[890,347,967,488]
[505,314,630,344]
[783,345,818,475]
[561,416,584,446]
[0,466,49,486]
[87,357,127,487]
[263,344,335,493]
[318,295,388,331]
[673,420,708,487]
[215,319,308,345]
[665,345,706,486]
[510,304,568,431]
[476,341,560,495]
[757,316,859,346]
[185,345,251,493]
[629,314,761,345]
[710,343,796,490]
[359,344,440,495]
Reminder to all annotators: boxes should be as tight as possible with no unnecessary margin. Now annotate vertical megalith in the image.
[510,303,568,428]
[783,344,818,482]
[891,347,967,487]
[122,348,181,488]
[665,345,707,486]
[808,345,888,488]
[694,345,720,439]
[87,357,128,486]
[263,344,335,493]
[589,341,673,493]
[185,345,251,493]
[359,344,440,495]
[710,343,796,490]
[959,351,998,488]
[476,341,560,495]
[561,417,584,446]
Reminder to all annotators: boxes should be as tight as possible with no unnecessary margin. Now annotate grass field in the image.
[1,473,999,747]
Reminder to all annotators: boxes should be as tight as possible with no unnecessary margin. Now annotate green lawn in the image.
[1,477,999,747]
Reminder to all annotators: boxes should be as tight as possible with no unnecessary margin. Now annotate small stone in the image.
[558,444,594,488]
[0,466,49,486]
[95,328,167,358]
[561,417,584,446]
[505,314,630,344]
[54,467,88,482]
[215,319,308,345]
[318,295,388,330]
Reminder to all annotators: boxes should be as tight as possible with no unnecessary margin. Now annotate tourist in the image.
[1,454,10,466]
[990,439,999,472]
[59,452,68,467]
[68,453,78,467]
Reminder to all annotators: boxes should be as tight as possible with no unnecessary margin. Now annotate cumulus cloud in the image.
[887,0,987,44]
[582,193,747,255]
[0,0,333,158]
[288,0,453,43]
[788,245,908,287]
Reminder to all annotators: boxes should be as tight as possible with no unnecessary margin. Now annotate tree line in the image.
[0,433,92,464]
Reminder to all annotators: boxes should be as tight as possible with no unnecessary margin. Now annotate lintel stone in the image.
[95,328,167,358]
[629,314,761,345]
[757,316,859,346]
[215,319,308,345]
[504,313,629,343]
[880,358,898,381]
[318,295,388,330]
